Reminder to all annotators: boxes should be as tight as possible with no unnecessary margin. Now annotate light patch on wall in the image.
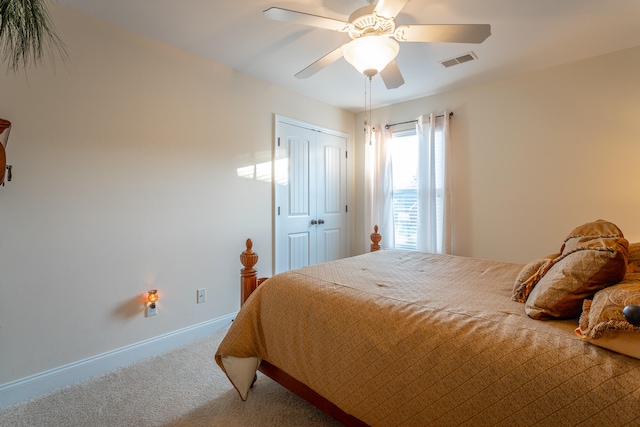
[236,159,288,185]
[237,165,255,179]
[256,161,271,182]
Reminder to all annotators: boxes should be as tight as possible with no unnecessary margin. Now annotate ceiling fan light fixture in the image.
[343,35,399,78]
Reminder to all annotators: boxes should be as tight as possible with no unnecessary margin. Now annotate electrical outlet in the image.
[197,288,206,304]
[145,305,158,317]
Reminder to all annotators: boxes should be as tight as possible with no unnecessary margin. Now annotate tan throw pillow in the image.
[577,274,640,338]
[575,274,640,359]
[628,242,640,274]
[512,254,559,303]
[560,219,623,253]
[562,219,624,241]
[525,236,629,319]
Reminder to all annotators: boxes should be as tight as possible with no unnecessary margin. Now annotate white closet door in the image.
[275,122,317,273]
[315,131,348,264]
[274,118,348,274]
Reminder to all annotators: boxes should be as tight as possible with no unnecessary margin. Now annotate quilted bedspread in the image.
[216,249,640,426]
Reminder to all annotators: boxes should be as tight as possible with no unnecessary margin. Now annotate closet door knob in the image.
[318,219,325,225]
[310,219,318,225]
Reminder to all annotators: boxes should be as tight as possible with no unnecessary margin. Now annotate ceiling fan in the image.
[264,0,491,89]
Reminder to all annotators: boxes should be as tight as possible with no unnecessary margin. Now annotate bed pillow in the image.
[512,254,559,303]
[560,219,623,257]
[628,242,640,273]
[575,274,640,359]
[525,236,629,319]
[561,219,624,250]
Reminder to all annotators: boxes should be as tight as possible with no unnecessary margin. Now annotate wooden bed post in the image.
[240,238,259,305]
[240,228,382,305]
[370,225,381,252]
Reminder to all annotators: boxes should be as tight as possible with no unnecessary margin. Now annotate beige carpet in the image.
[0,328,341,426]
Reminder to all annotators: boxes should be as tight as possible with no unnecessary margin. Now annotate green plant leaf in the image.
[0,0,68,73]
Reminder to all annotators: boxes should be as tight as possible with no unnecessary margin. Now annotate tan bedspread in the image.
[216,249,640,426]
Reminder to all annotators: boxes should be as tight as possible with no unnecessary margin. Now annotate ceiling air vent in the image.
[440,52,478,68]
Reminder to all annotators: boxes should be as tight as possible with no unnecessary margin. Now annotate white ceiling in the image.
[56,0,640,113]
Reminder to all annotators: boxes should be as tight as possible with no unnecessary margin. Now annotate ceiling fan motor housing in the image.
[348,5,396,38]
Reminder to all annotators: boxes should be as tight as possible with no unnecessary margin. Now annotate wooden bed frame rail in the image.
[237,226,381,426]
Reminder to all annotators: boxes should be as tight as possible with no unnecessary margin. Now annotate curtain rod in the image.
[384,111,453,130]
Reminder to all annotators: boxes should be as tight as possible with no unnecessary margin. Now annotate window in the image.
[390,125,445,250]
[390,130,418,249]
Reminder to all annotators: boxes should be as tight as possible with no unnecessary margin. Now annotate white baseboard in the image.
[0,313,236,409]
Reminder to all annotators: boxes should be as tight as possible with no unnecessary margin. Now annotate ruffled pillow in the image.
[513,220,629,320]
[561,219,624,251]
[525,236,629,319]
[628,242,640,273]
[575,274,640,359]
[512,254,558,303]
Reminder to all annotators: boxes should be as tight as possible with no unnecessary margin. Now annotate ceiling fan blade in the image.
[395,24,491,43]
[295,45,345,79]
[264,7,348,32]
[380,60,404,89]
[374,0,409,19]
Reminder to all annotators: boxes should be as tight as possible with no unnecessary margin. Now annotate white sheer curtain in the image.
[364,124,395,252]
[416,112,452,254]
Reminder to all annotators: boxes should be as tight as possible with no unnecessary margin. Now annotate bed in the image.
[216,221,640,426]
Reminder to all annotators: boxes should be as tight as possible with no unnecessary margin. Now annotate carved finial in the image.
[241,239,258,270]
[370,225,382,251]
[240,238,260,306]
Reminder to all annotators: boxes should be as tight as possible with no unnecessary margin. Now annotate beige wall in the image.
[0,6,354,384]
[354,45,640,262]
